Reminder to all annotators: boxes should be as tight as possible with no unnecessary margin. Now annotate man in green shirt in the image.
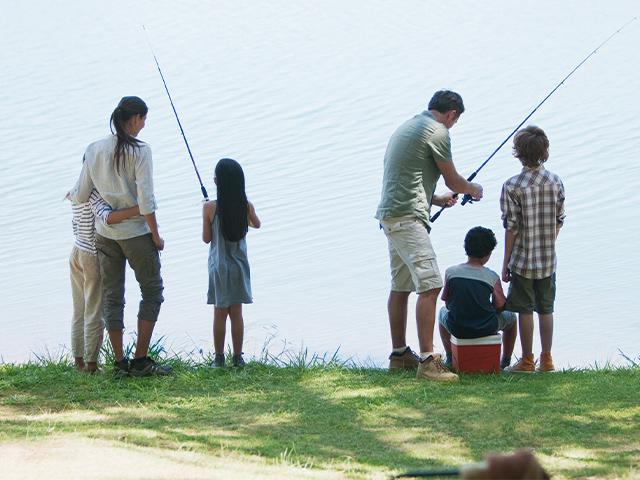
[375,90,483,381]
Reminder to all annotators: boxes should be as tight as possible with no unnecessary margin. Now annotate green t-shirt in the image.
[375,111,452,227]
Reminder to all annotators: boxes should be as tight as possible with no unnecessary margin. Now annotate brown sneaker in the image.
[388,347,421,370]
[537,352,555,372]
[506,354,536,373]
[416,354,459,382]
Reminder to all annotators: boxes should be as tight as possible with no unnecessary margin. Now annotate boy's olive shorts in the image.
[505,272,556,314]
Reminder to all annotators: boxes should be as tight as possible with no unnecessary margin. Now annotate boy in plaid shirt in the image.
[500,126,565,373]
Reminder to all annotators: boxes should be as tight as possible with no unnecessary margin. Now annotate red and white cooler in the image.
[451,334,501,373]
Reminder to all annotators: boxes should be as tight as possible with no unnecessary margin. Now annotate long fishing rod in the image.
[143,25,209,201]
[430,16,637,223]
[394,468,460,478]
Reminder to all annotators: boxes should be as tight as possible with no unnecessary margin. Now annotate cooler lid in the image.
[451,334,502,345]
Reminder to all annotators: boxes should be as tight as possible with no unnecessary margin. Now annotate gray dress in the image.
[207,214,252,307]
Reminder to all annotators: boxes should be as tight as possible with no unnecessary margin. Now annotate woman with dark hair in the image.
[202,158,261,368]
[73,96,170,377]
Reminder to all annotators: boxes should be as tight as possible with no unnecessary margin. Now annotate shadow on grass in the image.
[0,363,639,478]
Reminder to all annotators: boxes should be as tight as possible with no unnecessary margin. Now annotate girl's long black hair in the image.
[110,96,148,174]
[215,158,248,242]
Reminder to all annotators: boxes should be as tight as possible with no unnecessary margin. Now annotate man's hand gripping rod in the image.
[430,17,637,224]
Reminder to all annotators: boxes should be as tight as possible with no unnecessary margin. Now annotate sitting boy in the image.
[439,226,517,370]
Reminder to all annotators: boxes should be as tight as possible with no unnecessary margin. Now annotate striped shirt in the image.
[500,166,565,279]
[71,190,112,254]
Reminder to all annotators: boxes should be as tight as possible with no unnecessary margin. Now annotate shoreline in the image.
[2,341,638,371]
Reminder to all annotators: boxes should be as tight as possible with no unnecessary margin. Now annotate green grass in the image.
[0,355,639,479]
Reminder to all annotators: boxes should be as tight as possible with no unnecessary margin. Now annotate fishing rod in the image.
[143,25,209,201]
[430,16,637,223]
[394,467,460,478]
[393,457,550,479]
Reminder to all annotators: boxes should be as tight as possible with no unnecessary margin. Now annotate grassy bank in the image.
[0,358,639,479]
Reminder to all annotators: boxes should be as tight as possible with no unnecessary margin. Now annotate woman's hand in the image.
[152,233,165,251]
[143,212,164,251]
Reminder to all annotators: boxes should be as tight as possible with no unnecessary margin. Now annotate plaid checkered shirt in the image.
[500,166,566,279]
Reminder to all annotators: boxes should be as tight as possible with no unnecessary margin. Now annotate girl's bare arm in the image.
[202,201,216,244]
[248,202,261,228]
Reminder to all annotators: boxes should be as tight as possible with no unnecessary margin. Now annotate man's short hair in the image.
[428,90,465,115]
[464,226,497,259]
[513,125,549,167]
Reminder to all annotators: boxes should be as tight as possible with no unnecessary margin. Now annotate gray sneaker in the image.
[388,347,421,370]
[500,356,512,370]
[210,353,225,369]
[232,354,246,368]
[443,354,453,370]
[129,357,172,377]
[416,354,459,382]
[113,358,130,378]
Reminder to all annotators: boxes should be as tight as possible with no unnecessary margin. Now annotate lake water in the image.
[1,1,639,367]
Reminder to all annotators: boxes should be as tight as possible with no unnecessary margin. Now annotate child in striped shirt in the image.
[66,189,140,373]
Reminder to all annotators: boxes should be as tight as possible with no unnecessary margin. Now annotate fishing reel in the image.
[461,194,475,206]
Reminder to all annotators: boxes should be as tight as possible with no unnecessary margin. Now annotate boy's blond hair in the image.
[512,126,549,168]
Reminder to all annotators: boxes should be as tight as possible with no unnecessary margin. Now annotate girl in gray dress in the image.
[202,158,261,368]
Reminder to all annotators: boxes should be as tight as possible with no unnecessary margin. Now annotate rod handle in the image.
[201,185,209,201]
[429,206,444,223]
[459,171,478,206]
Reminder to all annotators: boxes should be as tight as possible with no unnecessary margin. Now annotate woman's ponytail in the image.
[110,96,148,174]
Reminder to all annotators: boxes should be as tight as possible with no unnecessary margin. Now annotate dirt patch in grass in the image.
[2,437,347,480]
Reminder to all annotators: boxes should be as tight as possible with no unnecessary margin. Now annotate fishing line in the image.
[143,25,209,201]
[430,16,637,223]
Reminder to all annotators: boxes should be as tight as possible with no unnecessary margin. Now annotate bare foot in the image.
[84,362,99,374]
[74,357,85,372]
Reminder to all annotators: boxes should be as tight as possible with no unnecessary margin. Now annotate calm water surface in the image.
[1,1,639,366]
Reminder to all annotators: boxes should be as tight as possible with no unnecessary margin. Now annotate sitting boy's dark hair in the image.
[428,90,465,115]
[464,226,497,259]
[513,125,549,167]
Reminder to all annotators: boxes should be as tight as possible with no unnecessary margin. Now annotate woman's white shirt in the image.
[73,135,156,240]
